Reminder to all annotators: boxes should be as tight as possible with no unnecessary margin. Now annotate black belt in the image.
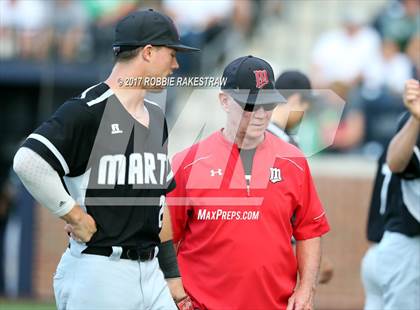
[81,246,156,261]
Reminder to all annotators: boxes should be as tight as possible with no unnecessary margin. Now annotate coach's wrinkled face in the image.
[220,92,273,140]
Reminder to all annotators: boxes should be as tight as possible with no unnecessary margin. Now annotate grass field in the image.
[0,300,55,310]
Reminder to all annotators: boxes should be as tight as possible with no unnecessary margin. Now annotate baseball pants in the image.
[53,247,177,310]
[361,231,420,310]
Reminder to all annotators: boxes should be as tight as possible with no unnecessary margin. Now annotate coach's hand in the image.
[61,204,97,243]
[286,285,314,310]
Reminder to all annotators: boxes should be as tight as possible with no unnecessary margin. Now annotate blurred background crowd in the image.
[0,0,418,153]
[0,0,419,308]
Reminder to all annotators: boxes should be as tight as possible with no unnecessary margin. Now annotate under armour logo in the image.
[269,167,282,183]
[111,123,123,134]
[210,169,222,176]
[254,70,269,89]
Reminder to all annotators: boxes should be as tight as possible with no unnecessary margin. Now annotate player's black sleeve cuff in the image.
[397,153,420,180]
[23,138,67,176]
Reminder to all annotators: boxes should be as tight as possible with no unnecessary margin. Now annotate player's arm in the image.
[157,148,192,308]
[13,101,97,242]
[387,80,420,173]
[13,147,96,242]
[287,237,321,310]
[158,204,192,309]
[387,115,419,173]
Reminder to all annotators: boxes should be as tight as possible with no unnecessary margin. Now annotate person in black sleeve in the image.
[13,9,198,310]
[361,79,420,310]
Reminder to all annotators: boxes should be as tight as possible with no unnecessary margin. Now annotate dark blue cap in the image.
[221,55,286,105]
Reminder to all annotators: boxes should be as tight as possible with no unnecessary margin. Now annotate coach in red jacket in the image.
[168,56,330,310]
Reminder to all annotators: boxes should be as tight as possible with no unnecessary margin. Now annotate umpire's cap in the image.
[113,9,200,56]
[221,55,286,106]
[275,70,316,102]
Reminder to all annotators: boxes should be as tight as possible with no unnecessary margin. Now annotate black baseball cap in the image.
[221,55,286,107]
[113,9,200,55]
[275,70,316,102]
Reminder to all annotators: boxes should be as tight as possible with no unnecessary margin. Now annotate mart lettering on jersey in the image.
[98,152,167,185]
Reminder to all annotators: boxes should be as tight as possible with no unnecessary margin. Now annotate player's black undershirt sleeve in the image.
[22,100,97,177]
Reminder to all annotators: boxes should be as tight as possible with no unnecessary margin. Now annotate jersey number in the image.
[158,195,165,229]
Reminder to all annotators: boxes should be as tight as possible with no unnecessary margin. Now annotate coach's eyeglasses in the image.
[235,101,278,112]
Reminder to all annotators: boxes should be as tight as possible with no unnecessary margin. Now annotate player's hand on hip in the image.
[61,204,97,243]
[403,79,420,120]
[286,285,314,310]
